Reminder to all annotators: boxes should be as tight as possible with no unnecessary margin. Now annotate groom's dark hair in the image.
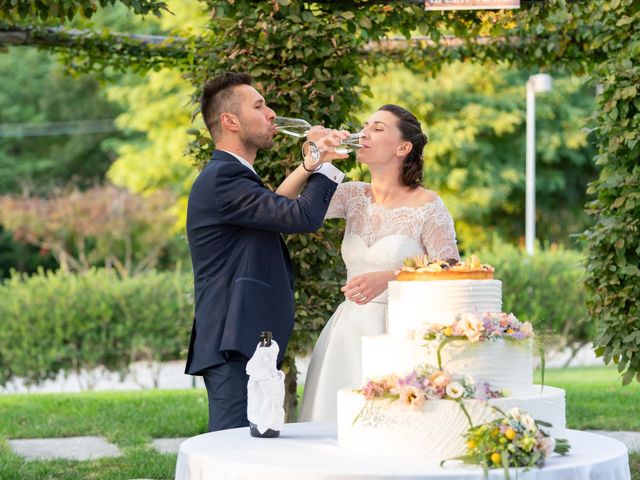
[379,104,428,189]
[201,72,253,140]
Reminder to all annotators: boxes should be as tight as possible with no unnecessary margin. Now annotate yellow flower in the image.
[443,326,453,336]
[467,439,477,450]
[504,428,516,440]
[491,452,502,464]
[490,428,500,438]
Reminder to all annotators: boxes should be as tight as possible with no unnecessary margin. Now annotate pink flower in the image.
[398,385,424,409]
[430,370,452,388]
[458,313,485,342]
[424,385,441,400]
[538,436,556,456]
[520,321,534,338]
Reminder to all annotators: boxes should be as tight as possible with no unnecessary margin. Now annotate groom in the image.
[185,72,344,432]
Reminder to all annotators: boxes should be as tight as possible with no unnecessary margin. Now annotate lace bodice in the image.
[326,182,459,280]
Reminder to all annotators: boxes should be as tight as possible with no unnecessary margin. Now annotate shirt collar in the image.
[219,150,257,176]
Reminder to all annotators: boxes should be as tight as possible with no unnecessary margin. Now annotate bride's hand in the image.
[341,271,396,305]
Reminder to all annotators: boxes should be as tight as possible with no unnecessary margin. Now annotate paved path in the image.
[7,430,640,463]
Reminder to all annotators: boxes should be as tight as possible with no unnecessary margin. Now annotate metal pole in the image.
[525,79,536,256]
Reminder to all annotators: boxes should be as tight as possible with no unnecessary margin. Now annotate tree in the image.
[362,63,597,251]
[0,47,122,193]
[104,0,207,229]
[0,185,177,277]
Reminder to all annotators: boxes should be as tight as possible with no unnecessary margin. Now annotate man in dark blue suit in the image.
[185,72,345,431]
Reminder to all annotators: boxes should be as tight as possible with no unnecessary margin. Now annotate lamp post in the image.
[525,73,552,256]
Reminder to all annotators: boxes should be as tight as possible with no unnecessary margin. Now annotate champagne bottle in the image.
[249,331,281,438]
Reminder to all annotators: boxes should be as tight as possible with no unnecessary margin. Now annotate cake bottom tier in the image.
[337,385,565,459]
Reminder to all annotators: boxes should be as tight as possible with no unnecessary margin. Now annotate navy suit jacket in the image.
[185,150,337,374]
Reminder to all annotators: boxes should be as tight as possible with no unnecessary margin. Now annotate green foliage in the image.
[104,0,208,229]
[582,0,640,385]
[0,47,120,193]
[478,243,591,355]
[0,226,57,278]
[0,186,178,276]
[0,269,192,387]
[362,63,596,251]
[0,0,168,22]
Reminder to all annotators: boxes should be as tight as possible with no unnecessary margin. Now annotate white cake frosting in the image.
[337,386,566,459]
[336,277,567,460]
[387,279,503,338]
[361,336,533,395]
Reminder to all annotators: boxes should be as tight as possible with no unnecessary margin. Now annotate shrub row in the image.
[0,269,193,387]
[0,246,590,388]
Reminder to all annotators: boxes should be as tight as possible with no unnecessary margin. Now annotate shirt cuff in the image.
[315,163,345,184]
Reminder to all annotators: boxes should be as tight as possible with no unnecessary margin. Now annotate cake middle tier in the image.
[387,279,503,338]
[362,335,533,394]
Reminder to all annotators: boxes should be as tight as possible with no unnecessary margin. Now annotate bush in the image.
[477,243,591,360]
[0,246,590,394]
[0,268,193,388]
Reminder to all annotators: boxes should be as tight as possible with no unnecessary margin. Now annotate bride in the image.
[277,104,460,422]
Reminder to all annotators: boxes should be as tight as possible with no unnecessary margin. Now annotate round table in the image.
[175,422,631,480]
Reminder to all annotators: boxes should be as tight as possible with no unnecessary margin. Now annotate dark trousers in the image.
[201,352,250,432]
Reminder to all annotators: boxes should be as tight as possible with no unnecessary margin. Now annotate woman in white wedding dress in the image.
[278,104,460,422]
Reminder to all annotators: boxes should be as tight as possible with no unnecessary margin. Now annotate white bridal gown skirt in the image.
[299,299,387,422]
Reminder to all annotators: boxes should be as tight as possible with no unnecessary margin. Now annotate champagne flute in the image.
[274,116,312,138]
[303,132,363,164]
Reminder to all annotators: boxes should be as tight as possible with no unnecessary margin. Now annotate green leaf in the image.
[358,16,373,30]
[622,368,635,385]
[620,265,640,275]
[616,16,635,26]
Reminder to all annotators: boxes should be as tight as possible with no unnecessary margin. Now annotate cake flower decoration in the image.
[415,312,534,370]
[444,406,570,479]
[354,364,506,426]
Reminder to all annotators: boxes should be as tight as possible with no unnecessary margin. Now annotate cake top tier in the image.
[397,255,494,281]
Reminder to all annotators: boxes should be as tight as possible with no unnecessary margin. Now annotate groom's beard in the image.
[240,129,274,152]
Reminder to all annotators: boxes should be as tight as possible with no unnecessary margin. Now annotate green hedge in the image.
[0,269,193,387]
[0,248,590,389]
[478,243,591,358]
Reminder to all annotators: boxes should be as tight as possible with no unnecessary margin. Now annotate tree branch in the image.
[0,26,181,48]
[0,25,192,72]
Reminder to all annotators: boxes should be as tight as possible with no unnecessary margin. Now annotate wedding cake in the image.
[336,256,566,459]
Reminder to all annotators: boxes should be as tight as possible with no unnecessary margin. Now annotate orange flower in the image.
[430,370,451,388]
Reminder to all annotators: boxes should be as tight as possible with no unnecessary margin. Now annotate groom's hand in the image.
[305,126,350,165]
[341,271,396,305]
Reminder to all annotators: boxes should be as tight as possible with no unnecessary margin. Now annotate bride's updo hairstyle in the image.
[379,104,428,189]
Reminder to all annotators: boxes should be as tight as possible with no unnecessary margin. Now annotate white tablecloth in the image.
[175,422,631,480]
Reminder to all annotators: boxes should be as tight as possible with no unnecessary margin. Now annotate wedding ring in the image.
[358,292,367,301]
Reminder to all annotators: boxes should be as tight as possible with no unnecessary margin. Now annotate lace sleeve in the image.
[421,198,460,261]
[325,181,358,220]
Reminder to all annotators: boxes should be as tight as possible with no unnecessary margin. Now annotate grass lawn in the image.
[536,366,640,431]
[0,366,638,479]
